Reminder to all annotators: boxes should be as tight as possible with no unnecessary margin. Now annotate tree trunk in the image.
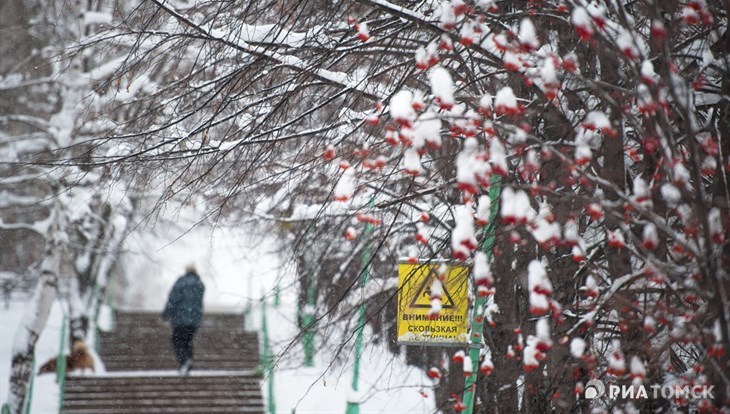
[87,202,133,345]
[5,253,59,414]
[478,233,521,414]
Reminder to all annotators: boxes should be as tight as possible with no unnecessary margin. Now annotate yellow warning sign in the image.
[397,261,469,346]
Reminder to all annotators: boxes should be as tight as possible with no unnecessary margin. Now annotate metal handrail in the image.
[56,316,67,413]
[260,299,276,414]
[22,358,36,414]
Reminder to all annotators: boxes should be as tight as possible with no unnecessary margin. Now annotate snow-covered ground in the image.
[1,299,65,414]
[1,220,435,413]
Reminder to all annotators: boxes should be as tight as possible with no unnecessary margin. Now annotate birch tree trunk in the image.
[87,199,134,344]
[5,248,60,414]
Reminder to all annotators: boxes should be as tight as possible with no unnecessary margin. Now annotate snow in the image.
[334,168,357,202]
[356,22,370,41]
[527,260,552,296]
[82,11,112,26]
[489,138,508,175]
[479,94,492,113]
[616,30,638,59]
[462,356,473,375]
[571,7,594,38]
[540,57,558,89]
[2,218,436,413]
[660,183,681,207]
[713,320,723,342]
[475,195,491,225]
[460,21,478,45]
[1,300,65,414]
[494,86,518,115]
[413,116,442,148]
[439,4,457,30]
[583,111,610,130]
[535,318,551,348]
[415,46,433,70]
[522,336,540,370]
[709,208,723,241]
[642,223,658,250]
[570,337,586,358]
[389,90,416,125]
[503,51,522,71]
[500,187,534,224]
[527,260,551,315]
[456,138,490,192]
[403,148,424,176]
[518,18,539,50]
[608,340,626,375]
[452,204,477,259]
[2,299,435,413]
[0,228,434,414]
[473,251,493,287]
[529,217,560,247]
[429,67,455,109]
[630,356,646,383]
[260,299,435,413]
[641,60,659,84]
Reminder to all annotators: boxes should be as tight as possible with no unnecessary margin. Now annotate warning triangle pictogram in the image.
[409,267,456,309]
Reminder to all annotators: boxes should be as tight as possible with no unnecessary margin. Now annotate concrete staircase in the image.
[61,311,264,414]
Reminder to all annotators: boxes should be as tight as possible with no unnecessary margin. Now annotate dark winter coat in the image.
[162,272,205,328]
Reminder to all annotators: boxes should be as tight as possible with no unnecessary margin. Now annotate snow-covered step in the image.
[112,311,247,331]
[62,374,263,414]
[100,356,259,371]
[109,311,245,332]
[98,331,258,344]
[98,333,259,352]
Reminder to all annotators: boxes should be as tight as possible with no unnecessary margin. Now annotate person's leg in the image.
[181,326,196,364]
[178,326,197,374]
[171,326,187,366]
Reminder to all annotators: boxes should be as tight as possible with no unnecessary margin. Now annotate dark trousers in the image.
[171,325,197,366]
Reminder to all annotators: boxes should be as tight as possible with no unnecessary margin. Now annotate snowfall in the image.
[0,215,436,413]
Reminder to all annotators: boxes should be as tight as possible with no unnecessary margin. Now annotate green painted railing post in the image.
[261,299,275,414]
[302,220,318,367]
[302,272,316,367]
[345,196,375,414]
[245,276,253,330]
[22,358,36,414]
[91,280,105,354]
[462,176,502,414]
[57,315,67,413]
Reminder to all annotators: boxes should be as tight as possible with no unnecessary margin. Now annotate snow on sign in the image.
[397,261,469,346]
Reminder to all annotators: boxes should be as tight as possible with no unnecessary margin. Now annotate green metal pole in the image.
[57,315,68,413]
[462,176,502,414]
[23,358,35,414]
[92,282,101,354]
[303,220,318,367]
[246,276,253,330]
[273,285,280,308]
[302,269,316,367]
[107,272,116,333]
[345,197,375,414]
[261,299,276,414]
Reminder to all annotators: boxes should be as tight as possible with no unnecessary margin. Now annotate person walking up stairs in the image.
[162,264,205,376]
